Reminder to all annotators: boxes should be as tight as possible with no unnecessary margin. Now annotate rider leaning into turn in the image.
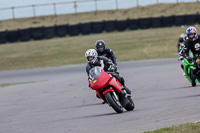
[95,40,118,67]
[85,49,131,95]
[182,26,200,75]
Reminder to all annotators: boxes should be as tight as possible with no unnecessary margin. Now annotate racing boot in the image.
[122,85,131,98]
[181,63,184,70]
[120,77,131,95]
[96,93,106,104]
[96,94,101,99]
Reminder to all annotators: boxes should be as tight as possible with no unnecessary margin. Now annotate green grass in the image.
[0,2,200,31]
[0,25,192,71]
[144,122,200,133]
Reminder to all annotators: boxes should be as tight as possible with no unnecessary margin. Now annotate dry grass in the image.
[0,81,37,87]
[144,122,200,133]
[0,2,200,31]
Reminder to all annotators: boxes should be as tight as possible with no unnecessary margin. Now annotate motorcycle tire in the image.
[190,69,196,87]
[124,97,135,111]
[105,91,123,113]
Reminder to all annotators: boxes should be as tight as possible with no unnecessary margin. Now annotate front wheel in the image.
[124,97,135,111]
[190,69,197,87]
[105,91,123,113]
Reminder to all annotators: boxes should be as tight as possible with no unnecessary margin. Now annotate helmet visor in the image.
[188,33,195,38]
[87,56,94,61]
[98,46,104,50]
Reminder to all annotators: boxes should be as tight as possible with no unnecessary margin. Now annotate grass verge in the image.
[144,122,200,133]
[0,25,192,71]
[0,81,38,87]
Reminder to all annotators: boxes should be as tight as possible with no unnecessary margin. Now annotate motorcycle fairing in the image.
[107,77,122,93]
[183,58,198,83]
[90,69,111,90]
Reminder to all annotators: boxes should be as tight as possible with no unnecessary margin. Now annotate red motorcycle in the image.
[89,66,135,113]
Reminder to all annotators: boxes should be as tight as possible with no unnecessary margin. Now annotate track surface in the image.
[1,58,200,133]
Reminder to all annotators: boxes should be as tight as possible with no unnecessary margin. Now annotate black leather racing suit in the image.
[96,48,117,66]
[183,35,200,74]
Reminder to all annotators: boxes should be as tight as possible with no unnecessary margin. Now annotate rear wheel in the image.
[105,91,123,113]
[124,97,135,111]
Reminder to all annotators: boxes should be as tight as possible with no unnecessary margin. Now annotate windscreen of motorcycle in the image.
[89,66,102,80]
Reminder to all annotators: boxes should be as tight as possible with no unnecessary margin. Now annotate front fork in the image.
[111,91,121,106]
[98,87,130,107]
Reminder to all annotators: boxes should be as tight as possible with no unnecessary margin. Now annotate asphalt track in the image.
[1,58,200,133]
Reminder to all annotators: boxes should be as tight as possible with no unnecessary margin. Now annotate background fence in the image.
[0,13,200,44]
[0,0,199,20]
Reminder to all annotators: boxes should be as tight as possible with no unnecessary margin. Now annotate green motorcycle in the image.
[183,57,198,87]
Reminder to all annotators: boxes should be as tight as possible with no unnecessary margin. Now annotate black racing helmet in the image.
[95,40,106,52]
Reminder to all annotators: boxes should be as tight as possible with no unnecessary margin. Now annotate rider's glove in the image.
[108,64,117,72]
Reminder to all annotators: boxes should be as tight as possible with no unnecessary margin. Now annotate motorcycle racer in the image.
[177,33,187,59]
[182,26,200,75]
[177,33,188,74]
[95,40,117,66]
[85,49,131,95]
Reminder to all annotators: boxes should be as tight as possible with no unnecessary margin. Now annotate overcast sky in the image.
[1,0,188,8]
[1,0,196,8]
[0,0,196,20]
